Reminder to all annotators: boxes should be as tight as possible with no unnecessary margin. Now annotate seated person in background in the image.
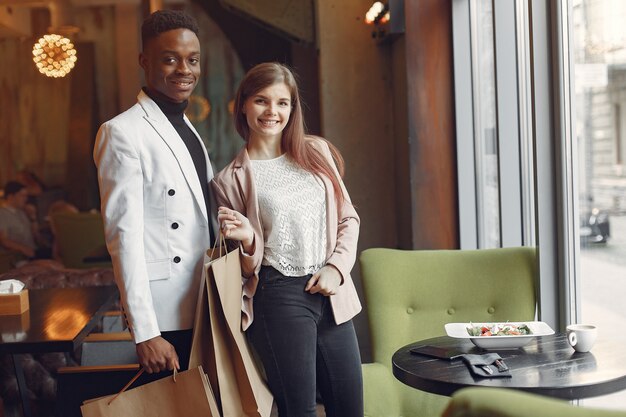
[0,181,51,260]
[16,170,48,222]
[16,169,46,198]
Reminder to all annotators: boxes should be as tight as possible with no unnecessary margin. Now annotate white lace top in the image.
[250,154,327,276]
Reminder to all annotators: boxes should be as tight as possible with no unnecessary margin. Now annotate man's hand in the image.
[136,336,179,374]
[305,265,342,296]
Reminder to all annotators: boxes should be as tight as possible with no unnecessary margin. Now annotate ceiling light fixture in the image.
[31,0,79,78]
[32,33,77,78]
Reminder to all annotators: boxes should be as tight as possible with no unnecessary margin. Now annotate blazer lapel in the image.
[138,91,208,221]
[184,116,213,179]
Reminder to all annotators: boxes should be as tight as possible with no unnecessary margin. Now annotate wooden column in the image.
[66,42,99,210]
[115,2,142,112]
[405,0,459,249]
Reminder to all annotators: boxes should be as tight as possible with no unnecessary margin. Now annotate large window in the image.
[570,0,626,409]
[454,0,626,410]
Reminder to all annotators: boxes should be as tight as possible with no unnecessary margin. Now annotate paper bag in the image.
[80,366,220,417]
[189,249,219,400]
[190,244,273,417]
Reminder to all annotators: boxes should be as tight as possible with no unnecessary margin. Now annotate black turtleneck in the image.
[144,88,214,242]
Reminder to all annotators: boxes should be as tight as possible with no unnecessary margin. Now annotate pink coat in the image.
[210,138,362,330]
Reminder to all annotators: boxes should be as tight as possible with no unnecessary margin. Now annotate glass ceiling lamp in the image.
[32,33,77,78]
[32,0,79,78]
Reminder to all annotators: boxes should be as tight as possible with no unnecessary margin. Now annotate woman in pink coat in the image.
[211,62,363,417]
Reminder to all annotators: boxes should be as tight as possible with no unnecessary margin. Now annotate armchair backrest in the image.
[360,246,537,370]
[50,212,110,269]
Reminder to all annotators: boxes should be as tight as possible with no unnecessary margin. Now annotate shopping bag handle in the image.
[210,231,228,259]
[107,367,179,405]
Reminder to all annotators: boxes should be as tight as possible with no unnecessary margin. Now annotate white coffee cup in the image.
[567,324,597,353]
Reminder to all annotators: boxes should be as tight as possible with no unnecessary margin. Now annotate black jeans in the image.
[247,266,363,417]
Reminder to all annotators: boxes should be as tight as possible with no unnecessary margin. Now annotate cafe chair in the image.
[49,211,112,269]
[55,331,139,417]
[441,387,626,417]
[78,331,137,366]
[55,363,140,417]
[359,246,536,417]
[101,310,127,332]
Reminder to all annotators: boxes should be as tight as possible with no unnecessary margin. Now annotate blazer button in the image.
[173,256,181,263]
[168,189,176,196]
[171,222,179,229]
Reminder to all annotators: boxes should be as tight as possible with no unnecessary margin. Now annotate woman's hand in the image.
[305,265,342,296]
[217,206,254,250]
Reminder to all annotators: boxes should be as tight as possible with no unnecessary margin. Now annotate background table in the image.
[392,334,626,400]
[0,286,119,417]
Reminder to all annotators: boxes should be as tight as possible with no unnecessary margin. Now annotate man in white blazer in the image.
[94,10,216,375]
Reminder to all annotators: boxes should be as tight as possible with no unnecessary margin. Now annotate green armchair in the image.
[359,247,537,417]
[50,212,111,269]
[442,387,626,417]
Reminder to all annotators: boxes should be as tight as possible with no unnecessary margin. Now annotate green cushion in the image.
[359,247,537,417]
[443,387,626,417]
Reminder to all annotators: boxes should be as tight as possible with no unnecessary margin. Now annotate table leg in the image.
[12,354,32,417]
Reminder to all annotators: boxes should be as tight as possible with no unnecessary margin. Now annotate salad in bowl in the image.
[445,321,554,349]
[466,323,532,337]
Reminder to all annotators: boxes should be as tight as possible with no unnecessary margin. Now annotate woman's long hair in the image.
[234,62,345,205]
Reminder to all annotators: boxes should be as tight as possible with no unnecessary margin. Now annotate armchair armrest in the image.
[443,387,626,417]
[83,331,133,342]
[57,364,140,374]
[362,362,402,417]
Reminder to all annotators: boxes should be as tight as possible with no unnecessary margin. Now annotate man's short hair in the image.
[141,10,199,50]
[4,181,25,197]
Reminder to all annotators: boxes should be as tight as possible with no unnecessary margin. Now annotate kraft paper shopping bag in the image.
[189,249,219,399]
[190,240,273,417]
[80,366,220,417]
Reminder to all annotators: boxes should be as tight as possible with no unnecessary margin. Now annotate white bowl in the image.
[444,321,555,350]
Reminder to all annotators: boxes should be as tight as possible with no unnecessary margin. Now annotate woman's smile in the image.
[243,82,292,143]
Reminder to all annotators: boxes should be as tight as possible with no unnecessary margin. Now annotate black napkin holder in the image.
[461,353,511,378]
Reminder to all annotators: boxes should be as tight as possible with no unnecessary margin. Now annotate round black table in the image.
[392,334,626,399]
[0,286,119,417]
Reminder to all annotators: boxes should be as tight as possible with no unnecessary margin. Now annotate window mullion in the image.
[494,0,524,248]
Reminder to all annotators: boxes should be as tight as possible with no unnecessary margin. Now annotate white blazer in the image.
[94,90,216,344]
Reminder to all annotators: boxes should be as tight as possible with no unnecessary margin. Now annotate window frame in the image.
[452,0,579,330]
